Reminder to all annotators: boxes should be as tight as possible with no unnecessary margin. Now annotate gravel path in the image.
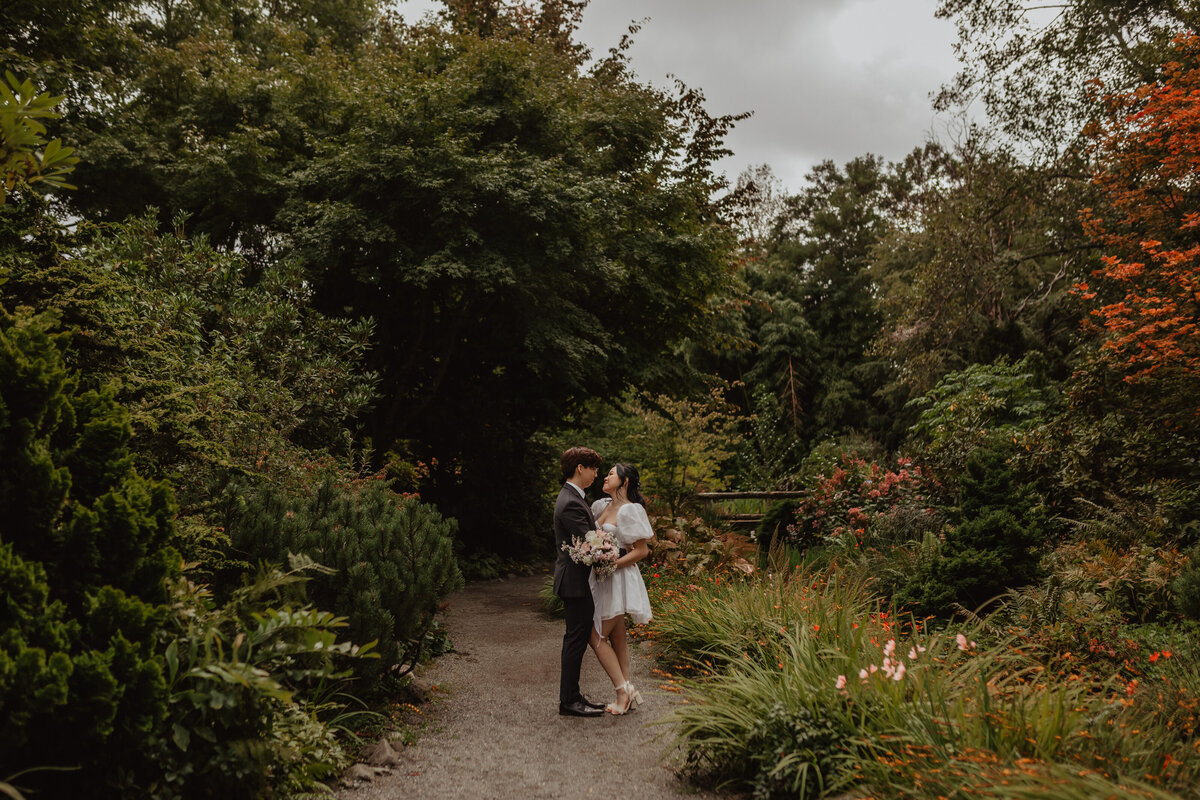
[339,571,729,800]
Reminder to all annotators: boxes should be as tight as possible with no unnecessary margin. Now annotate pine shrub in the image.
[1173,563,1200,620]
[896,446,1044,616]
[226,479,463,684]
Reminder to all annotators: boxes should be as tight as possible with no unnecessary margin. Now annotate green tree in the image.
[272,22,740,549]
[716,156,912,456]
[935,0,1199,158]
[3,212,378,574]
[12,1,743,552]
[896,446,1045,616]
[560,385,741,516]
[907,353,1058,488]
[872,136,1092,394]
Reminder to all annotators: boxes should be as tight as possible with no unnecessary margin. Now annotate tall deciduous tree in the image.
[277,23,740,546]
[9,1,744,549]
[872,136,1092,393]
[1047,34,1200,531]
[1079,34,1200,387]
[935,0,1199,157]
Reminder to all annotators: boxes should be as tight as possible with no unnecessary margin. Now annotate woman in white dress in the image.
[589,463,653,715]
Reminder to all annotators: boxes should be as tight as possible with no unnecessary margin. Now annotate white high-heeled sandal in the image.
[606,682,635,715]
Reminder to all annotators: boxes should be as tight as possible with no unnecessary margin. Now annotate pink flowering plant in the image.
[787,452,937,550]
[563,528,621,580]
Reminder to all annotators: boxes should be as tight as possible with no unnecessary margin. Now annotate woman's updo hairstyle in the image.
[614,463,647,507]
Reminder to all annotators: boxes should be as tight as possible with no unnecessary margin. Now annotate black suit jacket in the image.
[552,483,597,598]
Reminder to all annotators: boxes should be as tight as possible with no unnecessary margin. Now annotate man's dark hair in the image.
[561,446,601,482]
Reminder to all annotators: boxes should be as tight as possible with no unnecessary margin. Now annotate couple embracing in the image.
[553,446,654,718]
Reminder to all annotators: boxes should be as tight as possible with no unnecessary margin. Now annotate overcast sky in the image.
[393,0,963,192]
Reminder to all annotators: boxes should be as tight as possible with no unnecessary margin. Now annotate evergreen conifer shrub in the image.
[1173,557,1200,620]
[896,447,1045,616]
[0,308,178,795]
[226,479,463,683]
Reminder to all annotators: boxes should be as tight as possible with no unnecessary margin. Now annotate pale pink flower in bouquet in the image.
[563,528,621,580]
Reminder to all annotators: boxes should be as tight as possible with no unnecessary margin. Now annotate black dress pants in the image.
[559,594,595,704]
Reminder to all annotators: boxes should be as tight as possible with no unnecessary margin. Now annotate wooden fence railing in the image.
[692,491,807,529]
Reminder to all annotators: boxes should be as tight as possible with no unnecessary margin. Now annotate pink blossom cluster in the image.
[834,632,977,695]
[562,528,621,579]
[786,453,934,548]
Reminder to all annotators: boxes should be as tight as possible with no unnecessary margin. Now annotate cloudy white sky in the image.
[394,0,963,192]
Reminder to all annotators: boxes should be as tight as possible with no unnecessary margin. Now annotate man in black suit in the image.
[553,446,606,717]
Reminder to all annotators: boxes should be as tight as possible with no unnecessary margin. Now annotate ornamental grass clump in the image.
[660,565,1199,799]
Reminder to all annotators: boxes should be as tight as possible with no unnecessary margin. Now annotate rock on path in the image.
[339,572,729,800]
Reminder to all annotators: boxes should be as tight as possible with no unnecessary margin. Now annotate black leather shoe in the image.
[559,700,604,717]
[580,696,606,711]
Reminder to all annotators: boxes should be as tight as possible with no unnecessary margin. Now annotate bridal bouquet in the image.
[563,528,621,580]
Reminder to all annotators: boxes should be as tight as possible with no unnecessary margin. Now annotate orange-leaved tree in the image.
[1078,34,1200,388]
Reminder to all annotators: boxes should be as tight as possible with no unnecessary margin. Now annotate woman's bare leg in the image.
[609,616,631,684]
[589,621,625,692]
[590,618,631,711]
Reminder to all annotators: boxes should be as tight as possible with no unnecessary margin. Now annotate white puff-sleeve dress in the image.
[588,498,654,633]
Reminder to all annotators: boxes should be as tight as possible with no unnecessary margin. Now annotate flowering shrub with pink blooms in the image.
[785,452,938,550]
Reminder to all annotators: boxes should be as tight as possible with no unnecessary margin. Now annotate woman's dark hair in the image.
[561,446,602,482]
[614,463,647,506]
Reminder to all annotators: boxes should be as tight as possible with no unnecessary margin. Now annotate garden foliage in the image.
[651,566,1198,800]
[0,307,176,793]
[786,451,934,551]
[225,479,463,684]
[151,556,370,800]
[895,446,1046,616]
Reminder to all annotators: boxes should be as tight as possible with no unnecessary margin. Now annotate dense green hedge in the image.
[0,308,177,793]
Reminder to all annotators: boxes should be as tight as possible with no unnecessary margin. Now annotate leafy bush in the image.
[756,500,802,552]
[556,385,741,516]
[538,576,564,617]
[1051,538,1189,624]
[2,211,378,570]
[651,514,754,577]
[1171,558,1200,620]
[150,557,368,800]
[744,703,850,800]
[729,389,806,490]
[785,451,935,551]
[225,479,463,684]
[896,446,1045,617]
[906,344,1057,488]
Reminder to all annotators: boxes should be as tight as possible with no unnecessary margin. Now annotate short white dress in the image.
[588,498,654,633]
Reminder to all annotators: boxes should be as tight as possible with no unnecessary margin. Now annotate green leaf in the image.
[171,722,190,752]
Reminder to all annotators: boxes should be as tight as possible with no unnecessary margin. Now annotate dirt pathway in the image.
[339,571,729,800]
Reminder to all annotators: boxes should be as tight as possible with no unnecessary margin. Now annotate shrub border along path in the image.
[338,571,728,800]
